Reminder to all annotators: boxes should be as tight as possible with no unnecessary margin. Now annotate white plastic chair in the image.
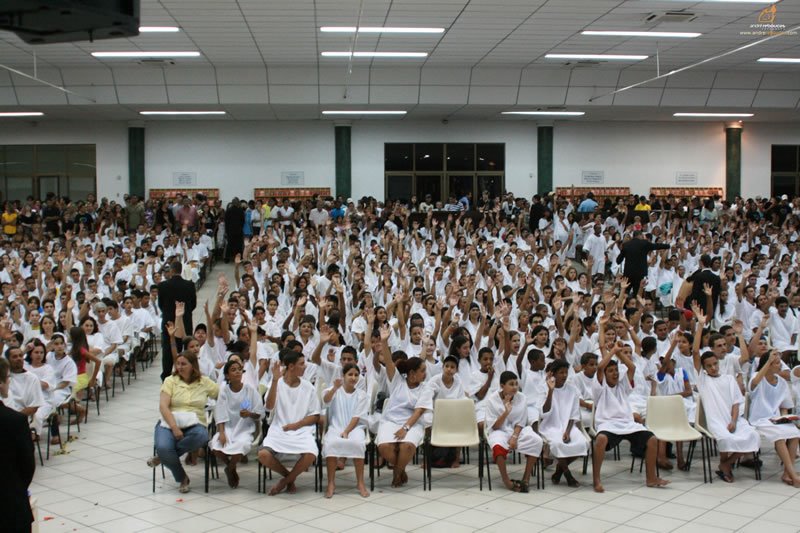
[646,395,710,483]
[423,398,488,490]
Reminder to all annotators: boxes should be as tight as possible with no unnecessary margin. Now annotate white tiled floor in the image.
[30,264,800,533]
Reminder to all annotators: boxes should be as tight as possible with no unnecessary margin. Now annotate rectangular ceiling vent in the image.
[563,60,601,67]
[644,11,698,24]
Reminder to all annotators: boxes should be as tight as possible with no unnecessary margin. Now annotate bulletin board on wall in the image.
[649,187,724,198]
[555,187,631,201]
[148,188,220,201]
[254,187,332,203]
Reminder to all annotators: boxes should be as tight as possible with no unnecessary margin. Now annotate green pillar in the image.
[334,124,352,198]
[128,126,145,198]
[537,125,553,195]
[725,123,742,202]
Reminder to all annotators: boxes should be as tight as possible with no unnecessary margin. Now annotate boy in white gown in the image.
[691,310,759,482]
[258,349,321,495]
[486,370,542,492]
[540,359,589,487]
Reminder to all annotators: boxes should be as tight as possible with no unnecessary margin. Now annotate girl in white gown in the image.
[539,360,588,487]
[24,340,56,435]
[209,359,264,488]
[322,363,370,498]
[486,370,542,492]
[748,351,800,487]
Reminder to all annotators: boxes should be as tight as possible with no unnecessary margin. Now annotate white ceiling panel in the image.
[269,85,318,104]
[164,67,218,85]
[218,85,269,104]
[17,87,69,105]
[166,85,219,104]
[752,90,800,109]
[516,86,567,106]
[370,85,419,104]
[660,88,710,107]
[216,68,268,85]
[706,89,755,107]
[112,68,166,86]
[612,88,663,106]
[0,88,18,105]
[64,86,119,105]
[320,85,369,104]
[565,86,614,106]
[117,85,169,104]
[419,85,469,105]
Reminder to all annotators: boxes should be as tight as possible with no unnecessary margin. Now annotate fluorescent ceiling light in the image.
[322,110,407,115]
[139,111,226,116]
[138,26,180,32]
[581,30,700,38]
[546,53,648,61]
[320,26,444,33]
[673,112,754,117]
[321,51,428,58]
[0,112,44,117]
[502,111,585,116]
[758,57,800,63]
[91,51,200,58]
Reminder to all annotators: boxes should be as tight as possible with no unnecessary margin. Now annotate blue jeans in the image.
[154,423,209,482]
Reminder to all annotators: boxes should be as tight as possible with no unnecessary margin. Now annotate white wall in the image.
[0,119,793,204]
[742,123,800,200]
[553,122,726,195]
[144,121,335,202]
[0,121,128,201]
[350,121,538,200]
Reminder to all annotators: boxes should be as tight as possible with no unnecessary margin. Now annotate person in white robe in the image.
[322,364,369,498]
[568,352,598,428]
[486,370,542,493]
[24,342,56,436]
[374,326,428,489]
[540,359,588,487]
[210,359,264,488]
[592,317,669,493]
[258,350,321,495]
[7,346,44,424]
[694,349,760,483]
[748,351,800,487]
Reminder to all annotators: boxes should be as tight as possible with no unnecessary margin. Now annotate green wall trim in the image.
[725,127,741,202]
[334,125,352,199]
[128,127,145,198]
[537,125,553,195]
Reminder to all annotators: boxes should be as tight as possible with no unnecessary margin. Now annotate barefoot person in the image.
[748,350,800,487]
[592,316,669,493]
[322,364,369,498]
[540,359,588,487]
[485,370,542,492]
[258,350,320,495]
[209,358,263,488]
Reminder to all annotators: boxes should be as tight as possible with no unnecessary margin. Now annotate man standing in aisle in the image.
[157,262,196,381]
[616,230,670,294]
[224,197,245,262]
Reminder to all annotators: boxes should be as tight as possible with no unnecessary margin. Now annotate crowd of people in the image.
[5,187,800,531]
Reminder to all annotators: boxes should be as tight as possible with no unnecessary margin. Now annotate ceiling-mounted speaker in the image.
[0,0,140,44]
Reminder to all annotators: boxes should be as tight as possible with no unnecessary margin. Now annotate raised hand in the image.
[175,301,185,317]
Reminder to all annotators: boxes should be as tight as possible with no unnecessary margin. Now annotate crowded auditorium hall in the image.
[1,1,800,532]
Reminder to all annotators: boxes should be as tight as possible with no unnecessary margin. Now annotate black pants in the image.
[161,331,184,381]
[225,232,244,262]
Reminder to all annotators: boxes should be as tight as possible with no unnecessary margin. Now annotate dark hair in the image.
[580,352,598,366]
[173,351,202,383]
[546,359,570,374]
[69,326,90,364]
[341,363,359,376]
[527,348,545,364]
[396,356,424,375]
[443,355,459,368]
[499,370,518,384]
[641,336,657,355]
[223,359,243,382]
[24,338,46,363]
[700,351,717,368]
[282,350,303,368]
[0,356,8,382]
[449,335,470,358]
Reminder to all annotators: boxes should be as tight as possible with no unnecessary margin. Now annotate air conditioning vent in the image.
[137,59,175,66]
[563,60,601,67]
[644,11,698,24]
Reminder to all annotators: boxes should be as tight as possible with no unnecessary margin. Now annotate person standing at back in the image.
[224,198,245,262]
[616,230,670,294]
[157,261,197,381]
[0,357,35,533]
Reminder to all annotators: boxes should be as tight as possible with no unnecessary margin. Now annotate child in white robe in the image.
[210,359,264,488]
[258,350,321,495]
[486,370,542,493]
[540,359,588,487]
[322,363,369,498]
[418,355,468,467]
[569,352,598,428]
[516,348,547,427]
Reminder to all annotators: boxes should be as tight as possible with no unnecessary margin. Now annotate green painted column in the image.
[334,124,352,199]
[128,126,145,197]
[725,122,742,202]
[537,125,553,195]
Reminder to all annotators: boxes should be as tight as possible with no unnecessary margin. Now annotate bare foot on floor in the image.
[646,478,671,488]
[325,484,335,498]
[358,484,370,498]
[268,477,288,496]
[287,481,297,494]
[593,482,605,493]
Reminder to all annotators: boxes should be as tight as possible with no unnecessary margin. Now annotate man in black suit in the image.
[529,194,545,233]
[678,254,721,315]
[0,357,35,533]
[224,198,245,263]
[616,230,671,294]
[157,261,197,381]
